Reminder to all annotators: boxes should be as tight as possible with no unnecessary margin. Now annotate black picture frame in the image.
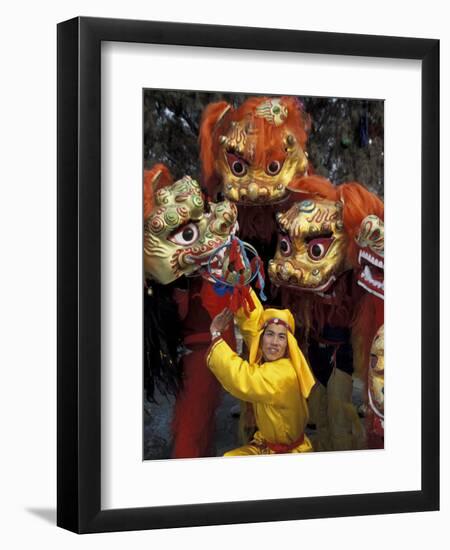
[57,16,439,533]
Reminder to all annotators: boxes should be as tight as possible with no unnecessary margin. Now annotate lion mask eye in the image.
[266,159,284,176]
[307,237,334,261]
[169,222,199,246]
[278,235,292,257]
[226,153,248,177]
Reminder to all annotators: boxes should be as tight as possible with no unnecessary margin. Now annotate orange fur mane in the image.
[143,163,174,219]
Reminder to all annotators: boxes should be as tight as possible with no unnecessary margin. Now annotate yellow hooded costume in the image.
[207,290,316,455]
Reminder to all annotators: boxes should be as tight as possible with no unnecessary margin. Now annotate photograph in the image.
[143,91,385,460]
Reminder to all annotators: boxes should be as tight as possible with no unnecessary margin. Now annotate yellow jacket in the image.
[207,291,315,449]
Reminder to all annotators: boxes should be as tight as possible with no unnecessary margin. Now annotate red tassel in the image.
[223,238,258,318]
[228,238,245,273]
[228,285,256,318]
[229,239,239,264]
[230,289,239,313]
[242,294,249,317]
[234,251,245,273]
[241,286,255,313]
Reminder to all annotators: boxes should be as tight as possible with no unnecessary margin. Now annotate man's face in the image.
[261,323,288,362]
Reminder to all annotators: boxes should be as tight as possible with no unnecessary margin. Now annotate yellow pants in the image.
[224,431,313,456]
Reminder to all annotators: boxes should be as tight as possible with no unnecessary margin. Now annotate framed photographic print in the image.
[57,17,439,533]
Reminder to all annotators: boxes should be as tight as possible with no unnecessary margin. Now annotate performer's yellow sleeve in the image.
[234,288,264,349]
[207,339,294,405]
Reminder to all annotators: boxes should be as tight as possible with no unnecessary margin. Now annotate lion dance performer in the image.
[143,164,238,458]
[207,290,315,456]
[268,175,384,451]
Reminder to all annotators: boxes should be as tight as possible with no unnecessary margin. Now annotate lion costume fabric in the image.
[144,164,238,458]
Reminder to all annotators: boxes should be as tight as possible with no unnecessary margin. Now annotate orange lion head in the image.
[199,96,312,205]
[269,175,384,295]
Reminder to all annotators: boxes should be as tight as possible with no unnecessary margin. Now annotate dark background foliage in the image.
[143,90,384,198]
